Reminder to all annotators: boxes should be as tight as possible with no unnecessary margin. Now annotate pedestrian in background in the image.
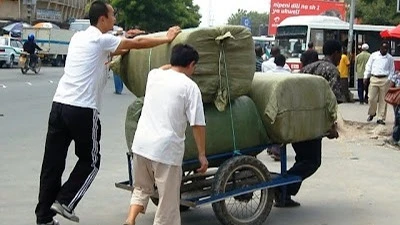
[300,42,319,67]
[272,54,291,73]
[386,71,400,146]
[338,48,352,102]
[300,40,344,103]
[272,40,340,208]
[123,44,208,225]
[255,44,264,72]
[356,43,371,104]
[364,41,395,125]
[262,46,291,73]
[267,53,291,161]
[34,1,181,225]
[112,28,125,94]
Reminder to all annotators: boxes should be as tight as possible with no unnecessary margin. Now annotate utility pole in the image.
[347,0,355,56]
[347,0,356,87]
[18,0,21,19]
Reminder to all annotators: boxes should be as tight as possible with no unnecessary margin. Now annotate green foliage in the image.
[355,0,400,25]
[227,9,269,36]
[110,0,201,32]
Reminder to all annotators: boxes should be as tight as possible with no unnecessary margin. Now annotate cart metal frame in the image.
[115,144,301,209]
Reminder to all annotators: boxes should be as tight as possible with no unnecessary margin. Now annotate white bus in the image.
[275,15,399,76]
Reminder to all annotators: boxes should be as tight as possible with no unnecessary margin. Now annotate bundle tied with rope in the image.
[250,73,338,144]
[125,96,271,171]
[116,26,255,111]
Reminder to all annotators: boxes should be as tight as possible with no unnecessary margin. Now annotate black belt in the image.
[372,75,388,78]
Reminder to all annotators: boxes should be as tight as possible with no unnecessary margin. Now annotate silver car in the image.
[0,36,23,68]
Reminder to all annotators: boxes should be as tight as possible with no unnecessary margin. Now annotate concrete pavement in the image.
[339,102,394,125]
[341,90,394,125]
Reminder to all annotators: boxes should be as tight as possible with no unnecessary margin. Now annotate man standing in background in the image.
[300,42,319,67]
[300,40,344,103]
[255,45,264,72]
[338,48,351,102]
[262,46,291,73]
[364,41,395,125]
[356,43,371,104]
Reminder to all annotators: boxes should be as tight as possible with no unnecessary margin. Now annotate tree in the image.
[354,0,400,25]
[110,0,201,32]
[227,9,269,36]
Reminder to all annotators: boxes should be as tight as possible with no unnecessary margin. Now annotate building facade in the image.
[0,0,93,25]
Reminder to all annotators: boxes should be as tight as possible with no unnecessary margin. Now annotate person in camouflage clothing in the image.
[300,40,345,103]
[274,40,341,208]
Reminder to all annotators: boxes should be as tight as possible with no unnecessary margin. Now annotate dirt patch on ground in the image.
[335,112,400,150]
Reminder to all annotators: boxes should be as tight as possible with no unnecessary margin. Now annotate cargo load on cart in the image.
[250,72,338,144]
[116,26,255,111]
[125,95,270,171]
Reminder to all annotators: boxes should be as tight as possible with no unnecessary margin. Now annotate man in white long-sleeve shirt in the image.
[364,41,395,125]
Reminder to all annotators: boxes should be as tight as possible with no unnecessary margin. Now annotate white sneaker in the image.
[50,201,79,222]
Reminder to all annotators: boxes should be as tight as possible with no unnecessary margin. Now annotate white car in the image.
[0,36,23,68]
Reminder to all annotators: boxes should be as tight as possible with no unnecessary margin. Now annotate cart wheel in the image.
[150,196,190,212]
[34,59,42,74]
[211,155,273,225]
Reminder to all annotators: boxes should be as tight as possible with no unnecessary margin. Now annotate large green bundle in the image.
[249,73,338,144]
[125,96,270,170]
[119,26,255,111]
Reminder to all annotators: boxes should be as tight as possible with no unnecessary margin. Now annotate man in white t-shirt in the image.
[123,44,208,225]
[34,1,181,225]
[271,54,291,73]
[262,46,291,73]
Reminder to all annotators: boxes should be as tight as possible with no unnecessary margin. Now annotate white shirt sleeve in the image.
[186,84,206,126]
[99,33,121,53]
[364,53,374,79]
[261,60,276,72]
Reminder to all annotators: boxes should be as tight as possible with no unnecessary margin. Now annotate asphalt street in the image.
[0,67,399,225]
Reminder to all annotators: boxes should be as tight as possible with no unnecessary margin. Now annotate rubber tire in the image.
[211,155,273,225]
[8,55,14,68]
[34,59,42,74]
[150,196,190,212]
[52,55,64,67]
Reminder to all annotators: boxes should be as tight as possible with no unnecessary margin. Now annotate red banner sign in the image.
[268,0,346,35]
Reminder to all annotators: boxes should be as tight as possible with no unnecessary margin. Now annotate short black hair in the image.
[308,42,314,48]
[255,45,263,57]
[323,40,342,56]
[270,46,281,56]
[89,1,109,26]
[381,41,389,48]
[274,54,286,67]
[170,44,199,67]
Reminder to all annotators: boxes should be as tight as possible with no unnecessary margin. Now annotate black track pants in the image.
[35,102,101,224]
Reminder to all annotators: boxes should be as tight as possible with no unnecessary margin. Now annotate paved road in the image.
[0,67,399,225]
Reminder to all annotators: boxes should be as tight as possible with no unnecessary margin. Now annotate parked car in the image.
[0,35,23,68]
